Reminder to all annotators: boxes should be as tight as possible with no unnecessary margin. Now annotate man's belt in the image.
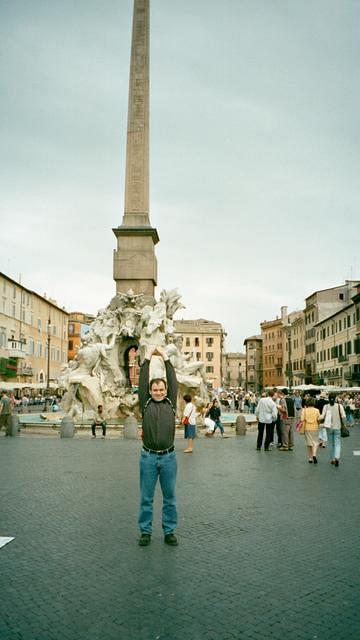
[142,445,175,455]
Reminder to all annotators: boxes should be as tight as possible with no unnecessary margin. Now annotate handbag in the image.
[339,404,350,438]
[182,405,194,426]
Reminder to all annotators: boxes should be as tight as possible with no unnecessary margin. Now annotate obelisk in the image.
[113,0,159,297]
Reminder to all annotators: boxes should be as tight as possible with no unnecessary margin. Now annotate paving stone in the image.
[0,427,359,639]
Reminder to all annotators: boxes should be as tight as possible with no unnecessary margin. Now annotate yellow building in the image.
[174,319,226,389]
[0,272,68,387]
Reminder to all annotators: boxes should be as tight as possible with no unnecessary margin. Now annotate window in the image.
[339,320,342,331]
[0,328,6,348]
[206,352,213,361]
[52,325,56,336]
[206,366,214,373]
[69,340,73,351]
[185,337,190,347]
[13,286,16,299]
[27,338,34,355]
[347,316,351,328]
[196,352,201,361]
[206,337,214,346]
[12,304,16,317]
[339,293,344,300]
[347,341,352,355]
[37,342,42,357]
[38,319,42,333]
[194,337,199,347]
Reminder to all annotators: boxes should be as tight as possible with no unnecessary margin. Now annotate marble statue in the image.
[60,288,208,420]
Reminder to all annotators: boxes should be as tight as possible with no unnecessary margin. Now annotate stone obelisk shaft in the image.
[113,0,158,297]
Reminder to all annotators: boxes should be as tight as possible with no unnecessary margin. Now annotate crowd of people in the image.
[253,388,358,467]
[178,387,359,466]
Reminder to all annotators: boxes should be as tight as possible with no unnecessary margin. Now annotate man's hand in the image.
[152,346,168,360]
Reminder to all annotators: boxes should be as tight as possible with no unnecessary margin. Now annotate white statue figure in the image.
[61,289,208,420]
[164,337,208,407]
[159,288,185,319]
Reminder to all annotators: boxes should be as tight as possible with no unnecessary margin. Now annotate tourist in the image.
[320,393,346,467]
[255,390,278,451]
[206,399,225,436]
[293,390,303,420]
[91,404,107,438]
[316,392,328,448]
[138,346,178,547]
[280,389,295,451]
[301,397,320,464]
[277,391,289,451]
[0,390,12,436]
[182,393,197,453]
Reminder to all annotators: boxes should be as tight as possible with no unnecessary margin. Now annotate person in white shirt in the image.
[255,390,278,451]
[320,393,346,467]
[182,394,197,453]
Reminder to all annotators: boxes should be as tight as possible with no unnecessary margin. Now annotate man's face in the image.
[150,381,167,402]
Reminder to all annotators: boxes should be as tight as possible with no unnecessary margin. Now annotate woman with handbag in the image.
[182,394,197,453]
[320,393,346,467]
[300,397,320,464]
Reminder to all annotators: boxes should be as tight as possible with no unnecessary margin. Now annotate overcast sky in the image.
[1,0,359,351]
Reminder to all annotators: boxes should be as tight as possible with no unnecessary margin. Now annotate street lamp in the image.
[44,315,51,411]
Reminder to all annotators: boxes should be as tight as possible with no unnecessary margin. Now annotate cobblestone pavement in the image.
[1,425,359,640]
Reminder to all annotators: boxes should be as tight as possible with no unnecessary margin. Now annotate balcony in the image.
[7,347,26,359]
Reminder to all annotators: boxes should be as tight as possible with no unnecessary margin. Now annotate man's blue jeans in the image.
[328,428,341,460]
[138,449,177,535]
[213,419,224,435]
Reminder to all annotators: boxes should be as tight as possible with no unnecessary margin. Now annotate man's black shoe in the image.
[138,533,151,546]
[164,533,178,546]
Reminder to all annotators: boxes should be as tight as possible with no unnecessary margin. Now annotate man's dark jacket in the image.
[138,359,178,450]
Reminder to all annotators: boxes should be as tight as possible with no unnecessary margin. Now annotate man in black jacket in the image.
[138,346,178,547]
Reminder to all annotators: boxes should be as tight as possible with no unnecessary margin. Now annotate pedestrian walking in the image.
[0,390,12,436]
[182,393,196,453]
[301,397,320,464]
[138,346,178,547]
[255,390,278,451]
[206,399,225,436]
[320,393,346,467]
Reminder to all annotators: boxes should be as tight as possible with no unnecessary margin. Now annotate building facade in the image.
[304,281,358,383]
[314,285,360,387]
[283,310,305,387]
[222,352,246,389]
[243,335,263,391]
[260,308,287,388]
[174,319,226,389]
[0,272,69,386]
